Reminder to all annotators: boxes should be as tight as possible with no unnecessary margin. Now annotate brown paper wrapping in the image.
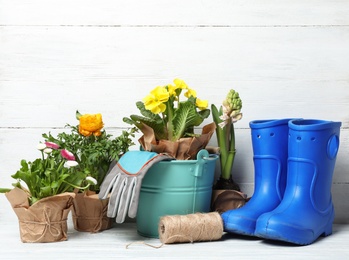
[211,189,248,213]
[72,190,113,233]
[5,187,75,243]
[139,122,216,160]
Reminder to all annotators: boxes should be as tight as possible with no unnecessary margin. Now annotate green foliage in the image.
[171,97,210,141]
[124,101,167,140]
[43,125,136,192]
[211,88,243,181]
[10,150,85,205]
[123,94,210,142]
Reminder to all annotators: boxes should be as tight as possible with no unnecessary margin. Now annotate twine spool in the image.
[158,212,223,244]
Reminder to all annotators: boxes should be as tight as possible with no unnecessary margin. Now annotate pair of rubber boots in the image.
[221,118,341,245]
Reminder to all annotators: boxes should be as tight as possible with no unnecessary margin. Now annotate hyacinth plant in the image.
[0,142,96,205]
[43,111,135,193]
[211,89,243,191]
[123,78,210,142]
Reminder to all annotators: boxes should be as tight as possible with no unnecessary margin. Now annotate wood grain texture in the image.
[1,26,348,127]
[0,191,348,258]
[1,0,349,26]
[1,0,349,227]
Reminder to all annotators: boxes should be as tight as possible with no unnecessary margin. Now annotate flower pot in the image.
[211,176,247,213]
[72,191,113,232]
[136,149,218,238]
[5,188,75,243]
[211,189,248,213]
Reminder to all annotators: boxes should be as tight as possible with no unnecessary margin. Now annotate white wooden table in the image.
[1,195,348,260]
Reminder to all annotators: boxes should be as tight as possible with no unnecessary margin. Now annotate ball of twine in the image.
[158,212,223,244]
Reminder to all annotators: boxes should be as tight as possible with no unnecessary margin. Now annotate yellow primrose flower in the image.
[167,84,178,97]
[143,86,169,114]
[173,78,188,89]
[184,88,197,98]
[79,113,104,137]
[196,98,208,110]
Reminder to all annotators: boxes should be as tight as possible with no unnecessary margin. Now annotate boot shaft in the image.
[288,119,341,162]
[287,119,341,212]
[250,119,291,156]
[221,119,293,235]
[249,119,293,201]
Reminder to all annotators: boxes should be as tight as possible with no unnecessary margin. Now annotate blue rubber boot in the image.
[221,119,292,236]
[255,119,341,245]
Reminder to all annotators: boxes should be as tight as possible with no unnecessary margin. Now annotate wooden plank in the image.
[0,190,349,258]
[1,26,348,128]
[1,0,349,26]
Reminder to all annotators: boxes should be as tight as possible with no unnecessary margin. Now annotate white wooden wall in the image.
[1,0,348,223]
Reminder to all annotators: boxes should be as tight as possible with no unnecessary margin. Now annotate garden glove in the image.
[98,151,173,223]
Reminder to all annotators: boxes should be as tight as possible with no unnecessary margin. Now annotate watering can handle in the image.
[203,154,219,161]
[197,149,219,162]
[194,150,219,177]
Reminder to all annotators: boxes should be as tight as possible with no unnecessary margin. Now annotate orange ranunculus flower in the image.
[78,113,104,137]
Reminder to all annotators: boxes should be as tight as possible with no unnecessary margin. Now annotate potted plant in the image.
[123,78,216,159]
[0,143,94,242]
[44,111,135,232]
[211,89,248,213]
[123,79,218,237]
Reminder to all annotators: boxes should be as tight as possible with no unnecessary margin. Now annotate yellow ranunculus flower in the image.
[79,113,104,137]
[173,78,188,89]
[184,88,197,98]
[143,86,169,114]
[196,98,208,110]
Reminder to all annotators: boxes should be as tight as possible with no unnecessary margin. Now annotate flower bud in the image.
[37,143,46,150]
[61,149,76,161]
[86,176,98,185]
[64,160,79,168]
[45,141,60,150]
[224,89,242,114]
[43,148,53,154]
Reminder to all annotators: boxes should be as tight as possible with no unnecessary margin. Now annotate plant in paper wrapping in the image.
[211,89,248,213]
[43,111,136,232]
[5,188,75,243]
[44,111,136,193]
[0,143,95,242]
[123,79,216,160]
[7,143,90,205]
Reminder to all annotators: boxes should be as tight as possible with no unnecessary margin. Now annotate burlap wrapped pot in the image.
[72,190,112,233]
[5,187,75,243]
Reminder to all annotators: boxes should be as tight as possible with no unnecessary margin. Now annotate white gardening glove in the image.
[98,151,173,223]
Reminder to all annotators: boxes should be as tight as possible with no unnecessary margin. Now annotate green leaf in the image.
[51,181,59,189]
[211,104,229,178]
[76,110,82,120]
[123,117,135,125]
[124,114,167,140]
[11,160,31,186]
[171,99,210,141]
[136,101,159,120]
[40,186,51,197]
[0,188,11,193]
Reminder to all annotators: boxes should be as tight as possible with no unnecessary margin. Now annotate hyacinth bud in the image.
[222,89,242,122]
